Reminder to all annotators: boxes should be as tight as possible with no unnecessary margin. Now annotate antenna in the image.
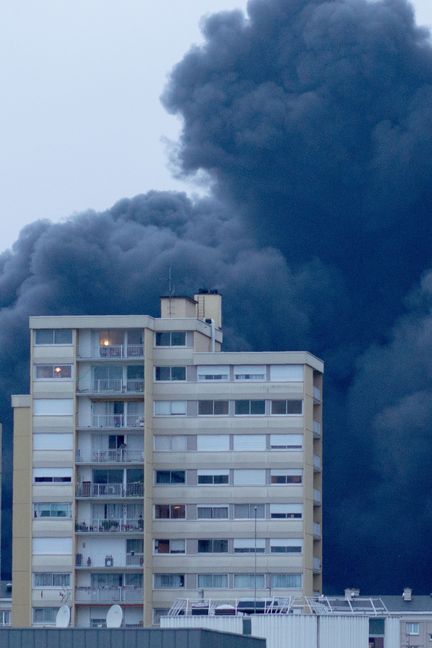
[167,265,175,297]
[55,605,71,628]
[106,604,123,628]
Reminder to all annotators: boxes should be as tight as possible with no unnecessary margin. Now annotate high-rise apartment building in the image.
[11,291,323,628]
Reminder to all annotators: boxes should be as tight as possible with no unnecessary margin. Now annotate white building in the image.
[11,291,323,627]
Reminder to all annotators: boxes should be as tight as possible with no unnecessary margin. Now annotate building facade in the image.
[11,292,323,628]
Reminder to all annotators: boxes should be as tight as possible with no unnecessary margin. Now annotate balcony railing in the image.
[313,386,321,401]
[313,455,321,471]
[75,586,143,604]
[75,518,143,533]
[313,557,321,572]
[96,345,144,359]
[313,489,321,505]
[76,483,144,498]
[90,414,144,428]
[126,553,144,566]
[87,379,144,394]
[313,421,321,437]
[76,449,144,464]
[313,522,321,538]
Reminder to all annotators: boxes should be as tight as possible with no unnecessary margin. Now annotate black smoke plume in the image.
[2,0,432,592]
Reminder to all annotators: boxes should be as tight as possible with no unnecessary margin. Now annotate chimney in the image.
[344,588,360,599]
[402,588,412,601]
[194,289,222,329]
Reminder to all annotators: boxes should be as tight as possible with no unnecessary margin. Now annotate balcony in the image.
[313,455,322,471]
[126,553,144,566]
[75,518,143,533]
[313,522,321,539]
[75,586,143,604]
[76,449,144,464]
[76,483,144,498]
[313,386,321,402]
[79,344,144,360]
[313,557,321,572]
[313,489,321,505]
[78,379,145,395]
[313,421,321,438]
[90,414,144,429]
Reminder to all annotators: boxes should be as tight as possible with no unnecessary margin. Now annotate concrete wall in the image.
[0,628,265,648]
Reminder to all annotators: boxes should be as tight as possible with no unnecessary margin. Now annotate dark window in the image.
[155,332,186,347]
[235,400,265,415]
[198,400,229,415]
[156,471,185,485]
[198,539,228,553]
[35,329,72,344]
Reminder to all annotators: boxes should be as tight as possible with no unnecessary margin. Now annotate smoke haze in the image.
[2,0,432,592]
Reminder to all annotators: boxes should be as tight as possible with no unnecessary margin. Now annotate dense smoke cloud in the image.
[2,0,432,591]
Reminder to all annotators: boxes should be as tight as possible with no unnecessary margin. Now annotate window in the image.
[270,470,302,485]
[233,470,266,486]
[0,610,10,626]
[155,331,186,347]
[33,573,71,587]
[33,503,71,519]
[270,504,303,519]
[234,400,265,415]
[270,573,302,588]
[197,435,229,451]
[33,434,73,451]
[198,574,228,589]
[198,470,229,485]
[154,401,187,416]
[33,399,74,415]
[270,434,303,449]
[234,574,265,589]
[154,504,185,519]
[270,365,304,381]
[271,400,303,415]
[35,329,72,345]
[406,623,420,636]
[234,539,265,553]
[33,468,72,483]
[154,539,185,554]
[198,539,228,553]
[155,366,186,381]
[33,607,59,624]
[35,365,72,379]
[155,470,185,485]
[234,365,266,381]
[198,400,229,415]
[270,539,303,553]
[154,436,188,451]
[197,365,229,381]
[32,538,72,554]
[234,504,265,519]
[154,574,184,588]
[233,435,266,451]
[197,506,229,519]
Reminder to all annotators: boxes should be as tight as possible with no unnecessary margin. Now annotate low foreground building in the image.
[161,590,432,648]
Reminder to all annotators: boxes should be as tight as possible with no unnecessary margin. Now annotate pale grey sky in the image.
[0,0,431,252]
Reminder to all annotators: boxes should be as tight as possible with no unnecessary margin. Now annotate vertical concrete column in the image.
[143,328,154,626]
[11,396,32,626]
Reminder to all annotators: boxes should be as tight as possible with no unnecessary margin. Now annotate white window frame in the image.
[270,400,303,416]
[153,539,186,555]
[154,366,186,381]
[234,365,266,381]
[154,435,188,451]
[197,365,230,381]
[34,364,73,380]
[154,401,187,416]
[34,329,72,345]
[270,469,303,485]
[198,400,229,416]
[197,574,228,589]
[153,573,185,589]
[197,469,229,485]
[197,505,229,520]
[233,539,265,553]
[406,623,420,636]
[155,331,187,347]
[234,399,266,416]
[197,435,230,451]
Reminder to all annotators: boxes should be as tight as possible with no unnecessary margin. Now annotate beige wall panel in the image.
[32,485,73,498]
[32,555,73,568]
[33,450,74,464]
[32,383,75,397]
[32,346,75,360]
[33,520,73,534]
[33,415,74,429]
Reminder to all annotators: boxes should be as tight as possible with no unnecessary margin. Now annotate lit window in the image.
[35,365,72,379]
